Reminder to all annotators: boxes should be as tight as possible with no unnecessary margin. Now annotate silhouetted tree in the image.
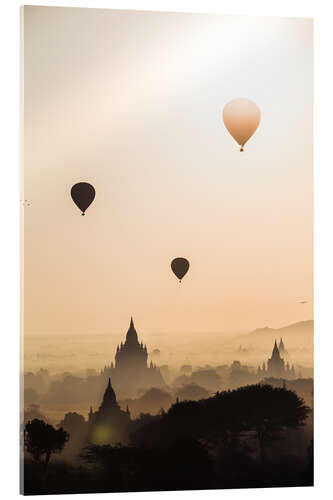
[57,412,87,459]
[81,438,213,491]
[130,384,310,462]
[161,437,213,489]
[81,443,150,491]
[25,419,69,466]
[24,404,49,424]
[129,413,163,448]
[58,412,85,435]
[212,385,310,461]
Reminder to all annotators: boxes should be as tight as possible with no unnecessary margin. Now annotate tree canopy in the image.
[25,419,69,465]
[130,384,310,459]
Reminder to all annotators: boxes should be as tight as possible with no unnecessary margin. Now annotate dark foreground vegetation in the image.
[22,384,313,495]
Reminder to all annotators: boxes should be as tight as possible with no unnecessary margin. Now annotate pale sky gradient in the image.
[23,7,313,337]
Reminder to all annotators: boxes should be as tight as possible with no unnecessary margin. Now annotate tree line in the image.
[23,384,312,494]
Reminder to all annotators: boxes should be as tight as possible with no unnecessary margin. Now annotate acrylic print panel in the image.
[21,5,313,495]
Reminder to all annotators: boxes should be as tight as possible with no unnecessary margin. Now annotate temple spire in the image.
[125,316,139,344]
[279,337,285,354]
[272,339,280,358]
[99,377,117,411]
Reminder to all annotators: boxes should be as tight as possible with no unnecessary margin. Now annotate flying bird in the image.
[21,199,31,207]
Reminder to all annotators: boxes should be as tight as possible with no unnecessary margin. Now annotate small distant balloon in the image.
[70,182,95,216]
[222,98,261,151]
[171,257,190,283]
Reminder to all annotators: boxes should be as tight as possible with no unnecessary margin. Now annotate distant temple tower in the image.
[267,340,285,377]
[258,339,295,379]
[278,338,287,356]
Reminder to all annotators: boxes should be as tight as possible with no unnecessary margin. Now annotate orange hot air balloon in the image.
[222,98,261,152]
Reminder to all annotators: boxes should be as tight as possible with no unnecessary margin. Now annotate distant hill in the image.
[233,320,313,364]
[248,320,313,339]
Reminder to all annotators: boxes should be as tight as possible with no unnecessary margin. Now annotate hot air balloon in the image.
[222,98,261,151]
[171,257,190,283]
[70,182,95,216]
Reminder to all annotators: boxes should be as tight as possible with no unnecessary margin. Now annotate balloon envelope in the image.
[171,257,190,282]
[71,183,95,215]
[223,98,261,151]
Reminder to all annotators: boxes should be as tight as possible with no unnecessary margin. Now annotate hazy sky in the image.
[23,7,313,337]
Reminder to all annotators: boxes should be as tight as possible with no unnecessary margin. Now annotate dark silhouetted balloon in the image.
[171,257,190,282]
[71,183,95,216]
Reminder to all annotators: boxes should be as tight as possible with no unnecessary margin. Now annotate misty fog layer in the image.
[23,320,313,423]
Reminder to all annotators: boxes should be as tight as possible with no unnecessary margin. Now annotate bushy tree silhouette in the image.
[57,412,87,459]
[213,385,310,461]
[58,412,85,435]
[130,384,309,461]
[81,438,213,491]
[25,419,69,465]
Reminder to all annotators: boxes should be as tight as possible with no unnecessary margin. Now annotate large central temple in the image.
[101,317,165,397]
[115,317,149,372]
